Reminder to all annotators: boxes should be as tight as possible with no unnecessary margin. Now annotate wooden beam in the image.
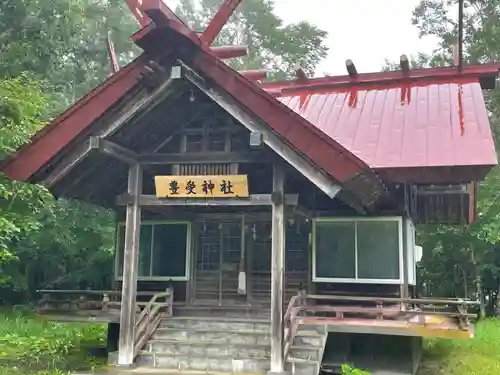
[41,77,174,188]
[400,54,410,72]
[200,0,243,45]
[138,151,268,165]
[401,217,410,302]
[239,69,269,82]
[210,45,248,59]
[90,137,138,164]
[117,163,142,367]
[295,64,308,80]
[116,193,299,207]
[106,34,120,73]
[270,162,285,373]
[346,59,358,77]
[181,62,342,199]
[41,139,93,187]
[458,0,464,70]
[264,88,282,97]
[125,0,151,27]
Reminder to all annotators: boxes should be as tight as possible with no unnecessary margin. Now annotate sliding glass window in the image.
[313,217,403,284]
[115,221,191,281]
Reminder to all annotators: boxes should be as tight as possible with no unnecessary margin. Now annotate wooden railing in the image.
[282,292,478,366]
[303,294,477,329]
[283,290,307,359]
[38,289,171,311]
[133,288,174,359]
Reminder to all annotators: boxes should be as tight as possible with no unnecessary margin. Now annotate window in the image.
[116,221,191,280]
[313,217,403,283]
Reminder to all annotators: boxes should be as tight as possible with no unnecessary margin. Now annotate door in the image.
[247,219,310,304]
[193,219,246,305]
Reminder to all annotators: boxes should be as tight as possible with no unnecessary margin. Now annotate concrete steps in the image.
[133,316,328,375]
[136,317,272,373]
[285,324,328,375]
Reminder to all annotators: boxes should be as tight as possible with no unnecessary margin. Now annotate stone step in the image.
[147,339,271,358]
[288,346,322,362]
[137,352,271,373]
[293,331,327,348]
[160,317,270,332]
[286,357,320,375]
[152,327,270,345]
[296,323,328,334]
[173,305,271,319]
[118,369,265,375]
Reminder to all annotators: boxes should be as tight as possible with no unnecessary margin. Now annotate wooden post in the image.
[401,218,409,304]
[117,163,142,366]
[270,163,286,374]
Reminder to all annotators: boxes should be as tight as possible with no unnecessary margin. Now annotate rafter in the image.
[200,0,243,45]
[346,59,358,77]
[400,54,410,72]
[125,0,151,27]
[89,137,139,165]
[210,45,248,59]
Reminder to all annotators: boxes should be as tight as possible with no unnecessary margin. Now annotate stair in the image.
[132,315,327,375]
[286,323,329,375]
[136,316,272,373]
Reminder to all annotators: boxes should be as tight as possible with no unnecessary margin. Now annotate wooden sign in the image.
[155,175,249,198]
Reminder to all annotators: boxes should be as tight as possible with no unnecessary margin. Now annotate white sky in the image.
[166,0,440,76]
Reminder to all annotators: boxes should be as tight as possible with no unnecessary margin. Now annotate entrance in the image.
[247,219,310,304]
[191,215,310,306]
[192,218,246,305]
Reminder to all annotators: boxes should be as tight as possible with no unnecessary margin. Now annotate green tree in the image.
[175,0,329,79]
[0,76,52,296]
[0,0,139,109]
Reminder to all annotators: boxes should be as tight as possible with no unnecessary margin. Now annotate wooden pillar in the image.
[270,163,285,374]
[401,218,410,308]
[117,163,143,366]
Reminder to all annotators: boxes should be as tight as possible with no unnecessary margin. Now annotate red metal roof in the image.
[274,77,497,172]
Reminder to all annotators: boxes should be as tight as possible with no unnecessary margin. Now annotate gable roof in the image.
[1,0,498,206]
[1,1,387,209]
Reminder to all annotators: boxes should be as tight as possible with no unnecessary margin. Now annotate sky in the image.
[166,0,440,76]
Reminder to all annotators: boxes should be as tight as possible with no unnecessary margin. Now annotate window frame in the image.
[312,216,404,284]
[114,220,192,282]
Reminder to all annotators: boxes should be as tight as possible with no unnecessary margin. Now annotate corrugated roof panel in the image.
[278,79,497,170]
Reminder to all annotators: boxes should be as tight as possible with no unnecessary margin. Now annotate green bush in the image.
[341,364,371,375]
[0,312,107,375]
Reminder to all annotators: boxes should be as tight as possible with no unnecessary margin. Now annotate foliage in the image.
[0,76,115,303]
[175,0,329,79]
[0,311,107,374]
[341,364,371,375]
[419,318,500,375]
[0,76,53,295]
[406,0,500,317]
[0,0,139,110]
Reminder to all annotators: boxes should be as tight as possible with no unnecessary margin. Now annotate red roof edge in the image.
[260,63,500,94]
[1,55,148,181]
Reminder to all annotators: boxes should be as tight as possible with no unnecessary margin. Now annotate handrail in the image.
[283,290,306,361]
[133,287,174,359]
[305,294,478,306]
[301,293,476,329]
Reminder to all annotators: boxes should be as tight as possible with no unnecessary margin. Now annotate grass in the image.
[0,310,108,375]
[0,310,498,375]
[419,319,500,375]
